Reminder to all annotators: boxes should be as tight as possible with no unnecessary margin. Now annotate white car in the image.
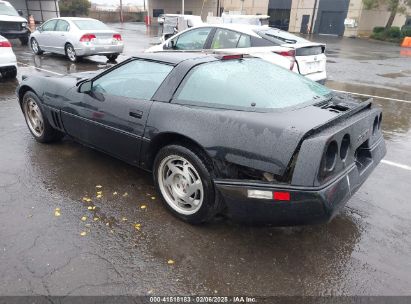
[29,17,124,62]
[0,35,17,78]
[147,24,326,83]
[257,27,327,83]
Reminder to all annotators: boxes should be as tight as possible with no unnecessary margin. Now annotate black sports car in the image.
[17,52,386,225]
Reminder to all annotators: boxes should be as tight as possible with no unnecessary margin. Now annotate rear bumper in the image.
[0,52,17,69]
[215,137,385,226]
[75,43,124,56]
[303,70,327,83]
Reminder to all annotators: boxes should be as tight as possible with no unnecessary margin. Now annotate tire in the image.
[30,38,43,55]
[65,43,79,62]
[22,91,64,143]
[20,36,29,46]
[153,144,222,224]
[1,66,17,79]
[106,54,118,62]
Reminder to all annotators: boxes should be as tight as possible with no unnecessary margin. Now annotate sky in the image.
[91,0,145,5]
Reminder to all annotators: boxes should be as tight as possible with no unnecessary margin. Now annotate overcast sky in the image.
[91,0,145,6]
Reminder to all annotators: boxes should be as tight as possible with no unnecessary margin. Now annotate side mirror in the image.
[79,80,92,93]
[17,10,23,16]
[36,26,42,32]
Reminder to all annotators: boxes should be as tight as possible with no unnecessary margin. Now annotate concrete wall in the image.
[345,0,408,37]
[288,0,408,37]
[288,0,317,33]
[149,0,219,22]
[221,0,269,15]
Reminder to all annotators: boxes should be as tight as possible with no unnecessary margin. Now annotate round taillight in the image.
[373,116,378,135]
[324,140,338,171]
[340,134,350,161]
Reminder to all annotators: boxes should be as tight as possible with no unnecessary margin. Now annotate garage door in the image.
[318,11,344,35]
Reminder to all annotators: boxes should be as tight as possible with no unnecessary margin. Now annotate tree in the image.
[59,0,91,17]
[363,0,411,30]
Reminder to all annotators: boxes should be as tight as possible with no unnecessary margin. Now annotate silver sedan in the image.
[29,17,124,62]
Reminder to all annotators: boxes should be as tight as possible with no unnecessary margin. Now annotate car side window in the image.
[55,20,69,32]
[41,19,57,31]
[251,36,279,47]
[92,60,173,100]
[174,28,212,50]
[237,34,251,48]
[211,29,241,49]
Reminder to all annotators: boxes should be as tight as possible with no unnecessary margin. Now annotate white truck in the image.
[0,0,30,45]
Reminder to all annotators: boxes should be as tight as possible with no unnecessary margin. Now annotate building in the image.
[9,0,59,22]
[221,0,410,36]
[93,4,119,12]
[221,0,270,15]
[148,0,220,22]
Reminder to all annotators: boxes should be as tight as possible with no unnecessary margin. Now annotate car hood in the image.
[0,15,27,22]
[145,44,164,52]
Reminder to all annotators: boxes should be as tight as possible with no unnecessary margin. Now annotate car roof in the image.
[132,51,216,65]
[189,23,267,37]
[59,17,99,21]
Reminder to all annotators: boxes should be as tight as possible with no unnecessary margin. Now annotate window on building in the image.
[153,9,164,18]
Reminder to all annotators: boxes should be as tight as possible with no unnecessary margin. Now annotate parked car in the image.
[402,17,411,32]
[257,27,327,83]
[17,52,385,225]
[147,24,327,83]
[160,14,203,41]
[0,34,17,78]
[29,17,124,62]
[0,0,30,45]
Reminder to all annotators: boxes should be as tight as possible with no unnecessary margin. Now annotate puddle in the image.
[377,72,409,79]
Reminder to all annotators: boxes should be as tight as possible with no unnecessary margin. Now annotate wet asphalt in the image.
[0,23,410,296]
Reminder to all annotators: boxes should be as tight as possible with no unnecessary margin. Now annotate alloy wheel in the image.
[23,97,44,137]
[31,39,39,53]
[158,155,204,215]
[66,45,76,62]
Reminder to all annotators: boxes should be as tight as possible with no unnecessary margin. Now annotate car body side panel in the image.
[60,87,150,164]
[142,101,340,178]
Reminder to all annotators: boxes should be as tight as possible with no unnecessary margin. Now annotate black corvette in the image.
[17,52,386,225]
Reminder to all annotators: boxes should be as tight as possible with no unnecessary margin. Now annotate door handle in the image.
[129,110,143,119]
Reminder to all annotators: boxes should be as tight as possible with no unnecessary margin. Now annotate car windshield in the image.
[73,19,109,30]
[257,28,310,44]
[176,58,331,110]
[0,2,19,16]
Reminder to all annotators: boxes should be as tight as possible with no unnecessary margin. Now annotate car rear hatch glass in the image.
[175,57,331,110]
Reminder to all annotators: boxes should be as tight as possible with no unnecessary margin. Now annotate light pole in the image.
[240,0,244,14]
[119,0,123,23]
[182,0,185,15]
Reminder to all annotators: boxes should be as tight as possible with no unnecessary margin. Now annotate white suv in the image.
[0,0,30,45]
